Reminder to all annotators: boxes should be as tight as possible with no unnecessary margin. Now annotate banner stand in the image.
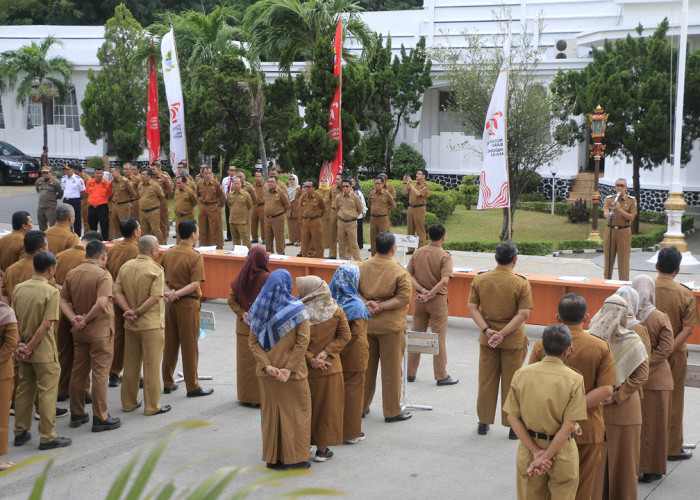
[401,329,439,412]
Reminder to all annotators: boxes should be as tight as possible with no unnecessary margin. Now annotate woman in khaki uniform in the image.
[248,270,312,470]
[297,276,351,462]
[286,174,301,245]
[0,290,18,471]
[227,246,270,406]
[330,265,370,443]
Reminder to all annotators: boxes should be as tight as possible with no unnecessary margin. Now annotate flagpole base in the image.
[586,230,603,242]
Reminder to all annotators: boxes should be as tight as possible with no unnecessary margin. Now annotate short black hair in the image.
[85,240,107,259]
[95,166,104,171]
[81,231,102,242]
[24,230,46,254]
[307,179,318,189]
[495,241,517,265]
[178,220,197,240]
[268,175,278,182]
[178,175,188,184]
[12,211,31,230]
[428,223,445,241]
[558,293,587,324]
[657,246,682,274]
[120,217,140,238]
[417,169,428,177]
[375,232,395,255]
[141,169,153,177]
[33,251,56,273]
[341,178,352,186]
[542,324,572,356]
[374,176,384,182]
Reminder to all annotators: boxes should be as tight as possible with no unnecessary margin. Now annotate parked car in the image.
[0,141,41,185]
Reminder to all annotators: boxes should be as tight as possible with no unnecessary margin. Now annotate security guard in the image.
[60,163,86,236]
[44,204,79,256]
[137,169,165,243]
[108,166,136,240]
[603,178,637,280]
[150,162,173,243]
[251,171,266,243]
[195,165,226,248]
[403,169,429,253]
[333,178,363,261]
[368,177,397,256]
[263,175,290,255]
[227,177,253,248]
[35,167,63,231]
[299,179,326,258]
[173,175,198,244]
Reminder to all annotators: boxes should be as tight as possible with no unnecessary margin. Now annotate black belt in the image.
[115,200,130,205]
[201,201,217,206]
[176,213,192,218]
[129,199,137,203]
[304,216,321,221]
[608,225,630,230]
[141,206,159,213]
[409,204,426,208]
[63,197,81,201]
[339,218,356,223]
[371,214,387,218]
[254,203,264,207]
[528,429,574,441]
[266,212,285,218]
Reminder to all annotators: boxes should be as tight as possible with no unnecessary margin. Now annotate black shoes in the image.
[314,448,334,462]
[187,387,214,397]
[164,383,179,394]
[640,473,663,483]
[154,405,172,415]
[70,413,90,428]
[406,250,414,255]
[56,407,69,418]
[362,408,370,418]
[85,395,92,404]
[668,450,693,461]
[92,415,121,432]
[385,412,412,423]
[39,436,72,450]
[509,429,518,440]
[109,374,122,387]
[287,461,311,469]
[407,376,416,383]
[57,395,69,402]
[266,461,286,469]
[478,422,489,435]
[436,376,459,386]
[240,402,260,408]
[14,431,31,446]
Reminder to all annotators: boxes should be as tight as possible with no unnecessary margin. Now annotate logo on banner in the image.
[164,50,174,72]
[170,102,181,123]
[320,161,333,183]
[485,111,502,136]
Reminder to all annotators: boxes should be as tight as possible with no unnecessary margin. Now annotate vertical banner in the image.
[161,27,187,174]
[320,19,343,186]
[146,54,160,164]
[478,37,511,210]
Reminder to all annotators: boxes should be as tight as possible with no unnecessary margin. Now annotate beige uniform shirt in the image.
[408,180,428,206]
[106,239,139,281]
[407,243,453,295]
[368,189,396,216]
[45,223,79,256]
[11,275,60,363]
[264,186,290,216]
[138,180,164,210]
[252,182,266,206]
[227,190,253,224]
[0,230,26,273]
[60,260,115,336]
[54,246,86,285]
[114,254,165,331]
[1,256,56,303]
[300,191,325,219]
[196,178,225,206]
[333,192,363,221]
[110,176,136,204]
[174,186,198,217]
[655,275,700,339]
[358,254,412,335]
[154,172,173,199]
[160,244,206,298]
[603,193,637,227]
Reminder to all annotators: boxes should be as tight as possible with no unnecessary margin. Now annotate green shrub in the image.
[424,212,439,230]
[391,142,426,179]
[682,214,694,232]
[516,169,543,193]
[631,228,665,248]
[459,175,479,209]
[638,211,666,224]
[235,168,252,182]
[442,240,552,255]
[86,157,106,171]
[556,240,603,250]
[520,192,545,202]
[390,201,404,226]
[514,241,554,255]
[427,190,458,222]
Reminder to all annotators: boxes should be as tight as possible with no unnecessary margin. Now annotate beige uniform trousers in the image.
[14,360,60,443]
[363,332,405,418]
[477,344,527,426]
[265,214,286,255]
[198,204,223,248]
[407,205,426,250]
[337,219,361,261]
[407,294,449,380]
[667,348,687,455]
[140,207,163,243]
[163,299,201,393]
[70,328,113,422]
[603,226,631,280]
[121,327,164,416]
[516,438,579,500]
[109,202,131,240]
[369,215,390,255]
[251,205,265,241]
[231,222,251,248]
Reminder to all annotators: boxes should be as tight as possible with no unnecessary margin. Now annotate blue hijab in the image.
[248,269,310,351]
[329,264,370,322]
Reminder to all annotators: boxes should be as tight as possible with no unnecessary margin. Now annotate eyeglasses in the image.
[342,184,351,188]
[615,184,626,187]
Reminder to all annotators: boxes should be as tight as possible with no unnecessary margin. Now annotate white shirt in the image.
[221,175,236,196]
[61,173,86,198]
[355,190,367,219]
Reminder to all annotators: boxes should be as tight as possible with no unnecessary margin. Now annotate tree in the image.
[262,77,304,172]
[433,16,572,241]
[81,4,149,162]
[551,19,695,233]
[0,36,73,150]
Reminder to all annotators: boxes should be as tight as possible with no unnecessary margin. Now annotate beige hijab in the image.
[589,294,648,387]
[0,287,17,326]
[297,276,338,325]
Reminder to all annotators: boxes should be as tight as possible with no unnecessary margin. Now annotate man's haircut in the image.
[138,235,159,254]
[375,232,395,255]
[657,246,682,274]
[374,176,384,183]
[378,173,388,180]
[178,220,197,240]
[494,241,518,265]
[24,230,46,254]
[307,179,318,189]
[151,161,161,168]
[616,177,627,185]
[542,324,572,356]
[200,164,211,171]
[95,166,104,171]
[141,169,153,177]
[268,175,278,182]
[33,251,56,273]
[178,174,189,184]
[341,178,351,186]
[81,231,103,243]
[85,240,107,259]
[12,211,31,230]
[417,168,428,177]
[55,203,74,222]
[428,223,446,241]
[558,293,587,324]
[120,217,140,238]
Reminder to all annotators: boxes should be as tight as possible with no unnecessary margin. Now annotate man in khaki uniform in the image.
[227,177,253,248]
[60,240,121,432]
[379,173,397,200]
[1,231,50,305]
[161,220,213,398]
[333,178,363,261]
[468,242,533,438]
[12,251,72,450]
[325,174,342,258]
[221,165,237,242]
[106,218,141,387]
[251,171,266,243]
[299,179,326,258]
[45,204,79,255]
[173,175,198,244]
[0,211,32,277]
[264,176,290,255]
[406,223,457,385]
[529,293,615,500]
[505,324,588,500]
[138,169,165,243]
[403,169,429,253]
[36,167,63,231]
[602,178,637,280]
[151,162,173,243]
[368,177,396,256]
[114,235,171,416]
[108,166,136,240]
[654,246,700,460]
[125,164,141,219]
[358,232,413,422]
[238,171,256,237]
[196,165,226,249]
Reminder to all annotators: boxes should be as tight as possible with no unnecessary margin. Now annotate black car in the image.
[0,141,41,185]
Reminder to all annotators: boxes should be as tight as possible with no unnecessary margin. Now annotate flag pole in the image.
[504,26,512,241]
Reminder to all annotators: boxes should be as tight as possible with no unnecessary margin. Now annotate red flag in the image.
[146,54,161,164]
[322,20,343,186]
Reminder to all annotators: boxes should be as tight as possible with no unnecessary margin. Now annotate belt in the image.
[254,203,264,207]
[371,214,387,218]
[608,225,630,230]
[180,295,200,300]
[176,213,193,218]
[63,197,80,201]
[528,429,574,441]
[129,199,137,203]
[339,218,356,223]
[141,206,159,213]
[201,201,217,206]
[409,204,426,208]
[266,212,285,218]
[304,216,321,221]
[115,200,130,205]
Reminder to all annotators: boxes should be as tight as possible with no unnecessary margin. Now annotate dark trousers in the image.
[88,203,110,241]
[224,203,232,240]
[356,217,364,249]
[64,198,83,237]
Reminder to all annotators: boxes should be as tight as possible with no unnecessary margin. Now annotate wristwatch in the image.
[482,327,488,334]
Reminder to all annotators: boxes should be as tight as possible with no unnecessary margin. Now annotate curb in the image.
[552,227,696,257]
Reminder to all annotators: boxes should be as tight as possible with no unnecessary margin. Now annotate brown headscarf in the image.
[230,246,270,311]
[297,276,338,325]
[0,287,17,326]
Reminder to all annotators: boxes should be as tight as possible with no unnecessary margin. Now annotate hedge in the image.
[425,212,439,230]
[444,240,553,256]
[359,179,457,224]
[557,240,603,251]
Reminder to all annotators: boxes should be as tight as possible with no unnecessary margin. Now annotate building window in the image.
[26,85,80,131]
[0,99,4,128]
[27,99,43,129]
[438,91,481,137]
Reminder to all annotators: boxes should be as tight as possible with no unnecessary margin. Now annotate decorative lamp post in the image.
[550,164,558,216]
[587,105,608,242]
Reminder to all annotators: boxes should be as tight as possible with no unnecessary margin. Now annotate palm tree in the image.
[0,36,73,149]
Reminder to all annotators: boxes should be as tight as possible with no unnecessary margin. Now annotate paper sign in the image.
[200,310,215,331]
[393,234,419,248]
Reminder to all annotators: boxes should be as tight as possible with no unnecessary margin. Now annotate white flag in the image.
[161,28,187,173]
[478,40,510,210]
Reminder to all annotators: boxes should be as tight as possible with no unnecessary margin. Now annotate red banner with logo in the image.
[146,55,161,164]
[321,20,343,186]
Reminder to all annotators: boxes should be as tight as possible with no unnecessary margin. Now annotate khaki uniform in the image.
[161,244,206,393]
[530,325,617,500]
[323,186,341,257]
[0,322,18,457]
[227,290,260,405]
[45,223,79,256]
[12,276,61,444]
[287,196,301,245]
[299,191,325,257]
[36,176,63,230]
[264,186,290,254]
[368,189,396,255]
[173,186,198,244]
[108,176,136,240]
[127,175,141,219]
[654,275,700,455]
[407,243,453,380]
[114,255,165,415]
[469,266,533,426]
[138,180,165,243]
[79,171,91,234]
[153,172,173,243]
[0,230,25,274]
[196,178,225,248]
[503,356,588,500]
[406,180,428,250]
[602,193,637,280]
[358,254,412,418]
[333,192,363,260]
[341,318,368,440]
[251,182,266,241]
[227,190,253,248]
[106,239,139,379]
[60,260,114,422]
[2,256,57,304]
